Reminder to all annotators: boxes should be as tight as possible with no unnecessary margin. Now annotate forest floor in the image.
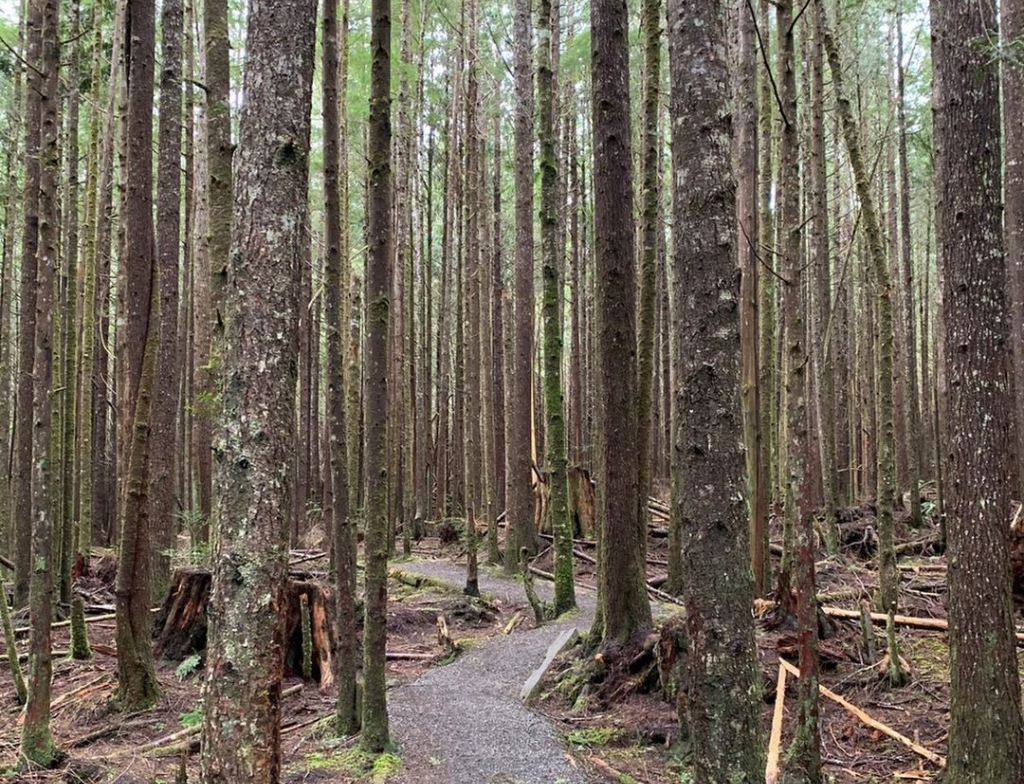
[0,493,1018,784]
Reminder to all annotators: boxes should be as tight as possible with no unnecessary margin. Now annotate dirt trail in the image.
[388,560,596,784]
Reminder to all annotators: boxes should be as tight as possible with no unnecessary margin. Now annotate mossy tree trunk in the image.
[537,0,574,615]
[197,1,317,779]
[361,0,392,751]
[508,0,537,573]
[323,0,358,737]
[152,0,183,604]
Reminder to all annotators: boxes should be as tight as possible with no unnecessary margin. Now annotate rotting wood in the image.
[777,658,946,767]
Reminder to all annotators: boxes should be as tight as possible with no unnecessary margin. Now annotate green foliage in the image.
[565,726,620,748]
[302,747,400,781]
[175,653,202,681]
[179,706,204,728]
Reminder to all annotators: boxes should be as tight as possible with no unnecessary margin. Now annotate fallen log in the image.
[822,605,1024,644]
[778,658,945,768]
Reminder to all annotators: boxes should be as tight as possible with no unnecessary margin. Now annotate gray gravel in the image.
[388,560,597,784]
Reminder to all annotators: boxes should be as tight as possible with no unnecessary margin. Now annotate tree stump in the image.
[153,568,339,690]
[568,466,595,538]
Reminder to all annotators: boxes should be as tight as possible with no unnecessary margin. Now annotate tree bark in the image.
[668,0,764,777]
[537,0,573,614]
[151,0,183,604]
[509,0,537,572]
[932,0,1024,779]
[21,0,59,764]
[198,1,317,779]
[361,0,392,751]
[592,0,652,649]
[115,0,160,712]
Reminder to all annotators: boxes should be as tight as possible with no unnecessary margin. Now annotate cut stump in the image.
[153,568,338,690]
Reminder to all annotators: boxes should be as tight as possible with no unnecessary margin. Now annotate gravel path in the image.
[388,559,597,784]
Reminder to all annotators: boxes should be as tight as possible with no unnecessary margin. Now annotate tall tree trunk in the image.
[21,0,59,764]
[538,0,573,613]
[323,0,358,736]
[592,0,652,648]
[13,0,42,610]
[508,0,537,572]
[361,0,392,750]
[809,2,837,551]
[116,0,160,712]
[895,9,921,526]
[735,0,765,592]
[491,117,506,515]
[1005,0,1024,501]
[777,0,820,779]
[636,0,660,581]
[58,0,81,609]
[198,1,317,780]
[668,0,764,776]
[152,0,183,603]
[932,0,1024,779]
[820,12,900,637]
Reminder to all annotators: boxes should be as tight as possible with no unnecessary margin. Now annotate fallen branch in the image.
[14,607,161,638]
[0,554,13,572]
[778,658,945,768]
[765,665,787,784]
[821,605,1024,643]
[112,683,304,759]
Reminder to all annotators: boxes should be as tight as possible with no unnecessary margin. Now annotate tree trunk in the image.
[198,1,317,780]
[735,0,765,592]
[1004,0,1024,504]
[323,0,358,736]
[592,0,652,649]
[668,0,764,777]
[115,0,160,712]
[21,0,59,765]
[508,0,537,572]
[537,0,573,614]
[932,0,1024,779]
[152,0,183,605]
[777,0,820,779]
[360,0,392,751]
[13,0,41,610]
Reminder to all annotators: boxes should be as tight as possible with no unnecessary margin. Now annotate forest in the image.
[0,0,1021,781]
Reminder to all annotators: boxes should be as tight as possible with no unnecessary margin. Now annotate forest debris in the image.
[822,605,1024,643]
[521,627,580,704]
[777,658,945,768]
[110,684,304,759]
[436,614,458,654]
[765,664,787,784]
[504,611,524,635]
[589,754,630,781]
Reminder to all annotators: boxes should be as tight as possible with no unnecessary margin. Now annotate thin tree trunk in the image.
[538,0,573,613]
[509,0,537,571]
[361,0,392,750]
[592,0,652,648]
[21,0,59,764]
[152,0,183,603]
